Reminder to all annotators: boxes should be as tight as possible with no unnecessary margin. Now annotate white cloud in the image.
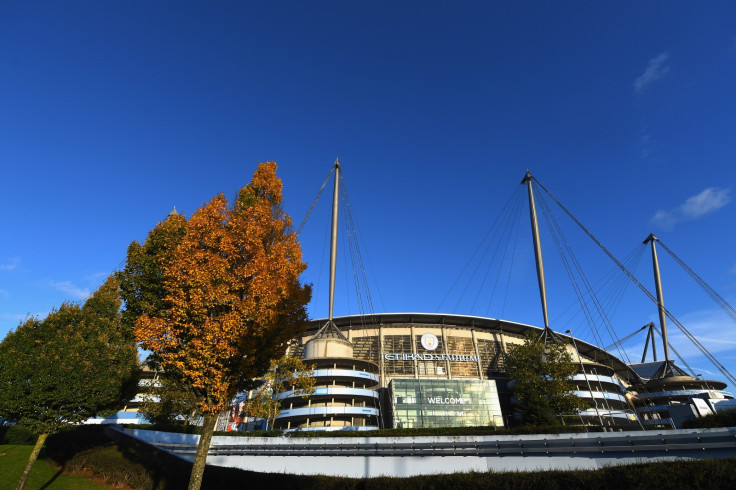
[0,257,20,271]
[84,271,110,282]
[651,187,731,230]
[646,306,736,379]
[633,52,670,94]
[680,188,731,218]
[46,280,91,300]
[678,307,736,349]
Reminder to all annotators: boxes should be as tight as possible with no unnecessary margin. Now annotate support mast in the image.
[643,234,671,364]
[522,171,554,341]
[328,159,340,322]
[304,158,351,358]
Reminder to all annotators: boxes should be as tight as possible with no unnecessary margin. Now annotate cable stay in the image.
[297,160,382,338]
[469,188,525,314]
[488,191,525,318]
[532,182,631,365]
[603,322,696,376]
[657,239,736,325]
[296,165,336,237]
[604,324,649,352]
[340,172,385,314]
[339,172,382,323]
[530,175,736,387]
[436,185,526,314]
[308,216,330,320]
[648,325,697,377]
[553,245,645,344]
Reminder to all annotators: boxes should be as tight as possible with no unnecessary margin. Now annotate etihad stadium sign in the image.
[383,353,478,362]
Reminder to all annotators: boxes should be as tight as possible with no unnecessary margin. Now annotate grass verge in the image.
[0,444,107,490]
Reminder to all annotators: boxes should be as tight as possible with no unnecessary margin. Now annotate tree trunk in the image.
[187,413,218,490]
[16,433,48,490]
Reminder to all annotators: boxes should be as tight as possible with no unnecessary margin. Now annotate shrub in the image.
[682,409,736,429]
[0,424,38,444]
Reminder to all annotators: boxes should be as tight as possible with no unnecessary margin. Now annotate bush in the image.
[0,424,37,445]
[43,425,110,460]
[682,410,736,429]
[69,444,154,488]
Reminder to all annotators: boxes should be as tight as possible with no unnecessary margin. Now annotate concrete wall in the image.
[119,427,736,478]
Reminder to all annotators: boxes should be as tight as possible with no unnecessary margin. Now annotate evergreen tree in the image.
[0,276,139,490]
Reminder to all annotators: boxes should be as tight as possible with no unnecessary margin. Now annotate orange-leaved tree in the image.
[117,162,311,490]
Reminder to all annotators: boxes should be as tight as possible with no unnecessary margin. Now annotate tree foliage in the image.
[242,355,315,429]
[116,162,311,490]
[138,370,201,426]
[117,211,187,339]
[0,276,139,489]
[0,276,139,433]
[505,335,586,426]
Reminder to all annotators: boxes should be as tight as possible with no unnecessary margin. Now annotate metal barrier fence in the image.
[117,427,736,477]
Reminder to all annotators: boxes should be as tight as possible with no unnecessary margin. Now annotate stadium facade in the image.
[271,312,643,431]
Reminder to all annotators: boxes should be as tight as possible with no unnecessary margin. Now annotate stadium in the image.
[220,166,735,433]
[260,312,640,431]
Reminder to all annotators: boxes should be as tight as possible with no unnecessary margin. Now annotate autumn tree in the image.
[242,355,315,430]
[117,162,311,490]
[0,277,139,490]
[505,335,586,427]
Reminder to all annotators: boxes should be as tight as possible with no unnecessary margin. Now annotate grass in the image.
[0,445,107,489]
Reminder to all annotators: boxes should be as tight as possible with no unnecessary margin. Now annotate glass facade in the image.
[389,378,504,428]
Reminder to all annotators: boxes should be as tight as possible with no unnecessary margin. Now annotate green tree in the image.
[116,162,312,490]
[243,355,315,429]
[0,276,139,490]
[505,335,586,427]
[138,369,201,426]
[116,209,187,336]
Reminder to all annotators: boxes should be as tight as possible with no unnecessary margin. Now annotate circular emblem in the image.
[420,333,439,351]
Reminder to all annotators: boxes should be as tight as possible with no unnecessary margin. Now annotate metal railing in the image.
[146,430,736,458]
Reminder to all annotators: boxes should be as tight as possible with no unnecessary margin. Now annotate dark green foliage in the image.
[115,212,187,353]
[505,336,587,426]
[0,425,37,444]
[0,276,140,435]
[138,374,201,426]
[350,460,736,489]
[682,409,736,428]
[30,426,736,489]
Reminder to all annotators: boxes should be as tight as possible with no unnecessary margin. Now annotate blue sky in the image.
[2,2,736,381]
